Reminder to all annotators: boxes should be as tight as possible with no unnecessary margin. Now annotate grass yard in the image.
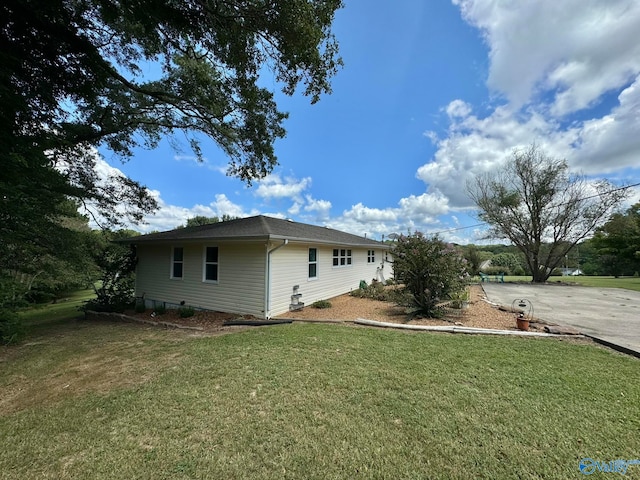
[1,321,639,479]
[17,288,96,331]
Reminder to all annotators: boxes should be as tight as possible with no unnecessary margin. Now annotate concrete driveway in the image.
[482,282,640,356]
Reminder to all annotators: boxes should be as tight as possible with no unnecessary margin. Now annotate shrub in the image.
[392,233,468,318]
[0,309,24,345]
[350,281,390,301]
[312,300,332,309]
[134,302,146,314]
[179,306,195,318]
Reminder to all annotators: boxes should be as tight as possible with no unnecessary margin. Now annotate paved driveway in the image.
[482,283,640,355]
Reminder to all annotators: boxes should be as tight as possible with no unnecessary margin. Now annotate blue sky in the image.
[98,0,640,242]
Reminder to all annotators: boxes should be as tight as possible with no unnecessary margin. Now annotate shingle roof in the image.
[123,215,388,248]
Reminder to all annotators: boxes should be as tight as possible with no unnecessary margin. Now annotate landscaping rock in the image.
[544,325,582,335]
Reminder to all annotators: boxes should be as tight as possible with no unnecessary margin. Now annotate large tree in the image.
[467,145,628,283]
[1,0,342,307]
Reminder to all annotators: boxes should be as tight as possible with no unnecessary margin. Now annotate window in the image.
[332,248,352,267]
[203,246,219,282]
[171,247,184,279]
[367,250,375,263]
[308,248,318,279]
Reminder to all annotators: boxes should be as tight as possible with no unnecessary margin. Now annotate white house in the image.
[124,215,393,318]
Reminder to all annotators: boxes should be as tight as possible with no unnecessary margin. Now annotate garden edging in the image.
[354,318,584,337]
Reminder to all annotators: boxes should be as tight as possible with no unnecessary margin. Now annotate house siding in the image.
[135,242,266,317]
[268,243,393,317]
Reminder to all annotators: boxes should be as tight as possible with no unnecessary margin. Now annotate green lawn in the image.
[1,321,639,479]
[495,275,640,292]
[17,288,96,331]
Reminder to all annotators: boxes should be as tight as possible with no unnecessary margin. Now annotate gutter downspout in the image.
[264,239,289,319]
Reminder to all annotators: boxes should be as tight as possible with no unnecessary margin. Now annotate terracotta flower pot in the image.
[516,317,529,331]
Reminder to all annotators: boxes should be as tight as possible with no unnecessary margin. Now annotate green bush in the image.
[179,306,195,318]
[482,265,509,275]
[0,309,24,345]
[392,233,468,318]
[350,281,390,301]
[312,300,332,309]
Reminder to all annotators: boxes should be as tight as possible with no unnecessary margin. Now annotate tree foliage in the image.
[461,245,482,276]
[0,199,96,308]
[86,230,140,312]
[2,0,342,189]
[591,202,640,276]
[180,214,240,228]
[489,252,523,275]
[392,233,468,318]
[468,145,628,282]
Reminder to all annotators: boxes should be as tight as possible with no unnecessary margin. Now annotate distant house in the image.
[560,268,584,276]
[123,215,393,318]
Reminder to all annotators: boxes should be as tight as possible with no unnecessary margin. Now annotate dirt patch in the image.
[117,308,258,334]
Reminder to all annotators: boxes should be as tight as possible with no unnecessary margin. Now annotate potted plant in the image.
[450,286,470,310]
[515,312,529,331]
[512,299,533,331]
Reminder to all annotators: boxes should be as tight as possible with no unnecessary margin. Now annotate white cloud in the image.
[445,99,472,118]
[288,202,302,216]
[173,154,201,163]
[209,193,255,219]
[569,75,640,173]
[83,158,258,232]
[453,0,640,115]
[417,102,565,208]
[304,195,332,220]
[255,174,312,202]
[134,192,258,233]
[398,193,449,222]
[343,203,398,223]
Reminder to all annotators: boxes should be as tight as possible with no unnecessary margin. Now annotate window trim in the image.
[308,247,318,280]
[202,245,219,283]
[332,248,352,268]
[170,246,184,280]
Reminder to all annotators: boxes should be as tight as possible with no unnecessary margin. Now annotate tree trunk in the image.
[532,267,549,283]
